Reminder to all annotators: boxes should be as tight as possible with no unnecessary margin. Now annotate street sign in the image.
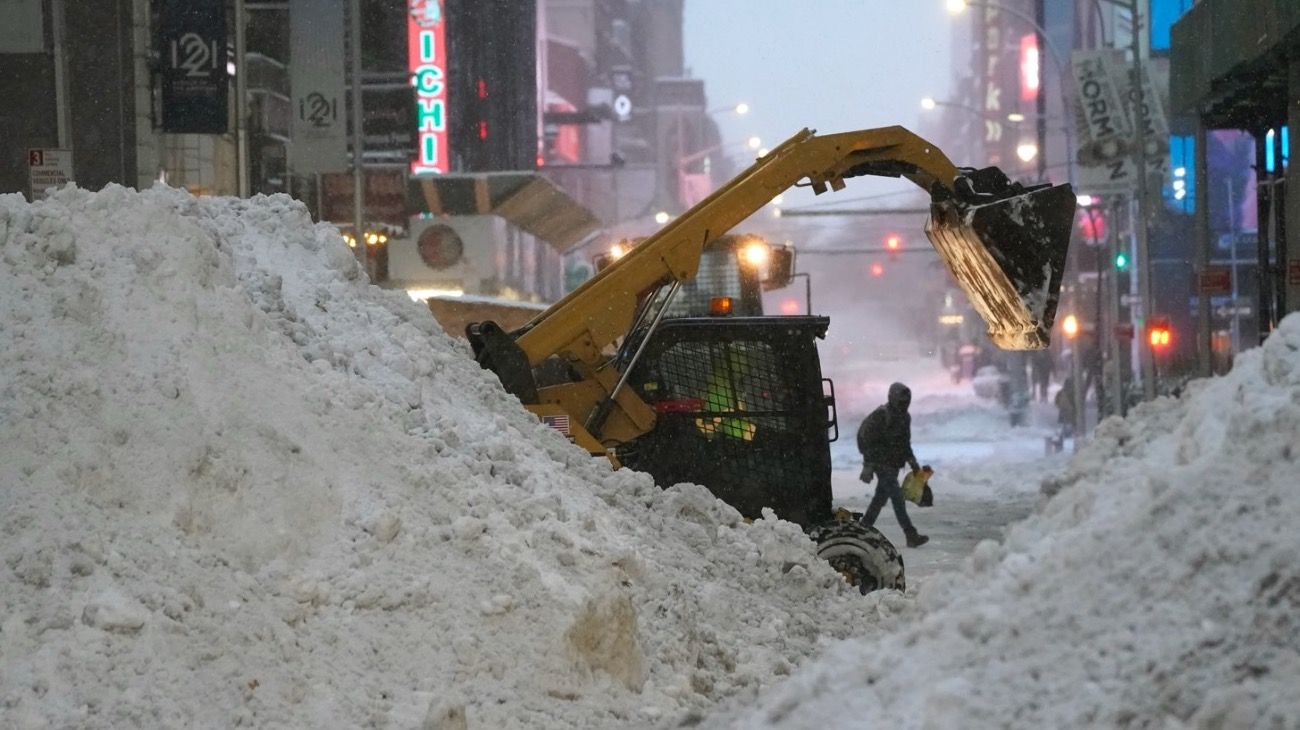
[27,148,74,199]
[612,95,632,122]
[1197,266,1232,295]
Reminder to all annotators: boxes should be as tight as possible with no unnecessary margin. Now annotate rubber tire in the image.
[811,522,906,594]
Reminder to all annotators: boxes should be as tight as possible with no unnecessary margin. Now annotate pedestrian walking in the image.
[857,382,929,547]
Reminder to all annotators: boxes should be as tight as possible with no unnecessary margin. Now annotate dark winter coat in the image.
[857,383,917,471]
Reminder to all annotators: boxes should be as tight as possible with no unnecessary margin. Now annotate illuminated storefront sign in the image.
[408,0,448,174]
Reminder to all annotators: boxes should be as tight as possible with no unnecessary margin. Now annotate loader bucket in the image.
[926,175,1076,350]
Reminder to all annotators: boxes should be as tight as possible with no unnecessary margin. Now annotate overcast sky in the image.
[683,1,959,209]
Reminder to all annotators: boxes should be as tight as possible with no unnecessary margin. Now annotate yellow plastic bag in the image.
[902,467,934,507]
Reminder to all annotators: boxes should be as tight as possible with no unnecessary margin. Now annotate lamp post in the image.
[707,102,750,116]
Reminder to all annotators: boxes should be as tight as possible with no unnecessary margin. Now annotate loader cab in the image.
[597,234,796,318]
[616,315,837,528]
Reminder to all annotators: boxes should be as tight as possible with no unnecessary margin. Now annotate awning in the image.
[1170,0,1300,127]
[408,172,601,252]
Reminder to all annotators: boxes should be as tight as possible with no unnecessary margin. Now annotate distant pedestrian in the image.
[1055,376,1076,438]
[957,342,978,382]
[856,382,929,548]
[1031,349,1054,402]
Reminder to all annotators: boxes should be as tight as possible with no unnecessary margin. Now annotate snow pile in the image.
[707,313,1300,729]
[0,185,890,729]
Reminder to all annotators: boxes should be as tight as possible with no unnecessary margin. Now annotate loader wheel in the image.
[811,522,905,594]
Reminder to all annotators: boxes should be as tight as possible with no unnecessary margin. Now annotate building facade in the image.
[1170,0,1300,375]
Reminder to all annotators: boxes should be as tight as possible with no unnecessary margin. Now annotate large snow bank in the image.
[707,313,1300,728]
[0,185,892,729]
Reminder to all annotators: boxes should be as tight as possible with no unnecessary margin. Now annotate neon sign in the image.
[1019,33,1040,102]
[408,0,448,174]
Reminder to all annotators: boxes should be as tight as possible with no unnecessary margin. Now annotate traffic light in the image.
[1114,251,1129,270]
[884,234,901,261]
[1147,316,1172,349]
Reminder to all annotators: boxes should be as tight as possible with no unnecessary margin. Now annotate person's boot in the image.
[905,530,929,548]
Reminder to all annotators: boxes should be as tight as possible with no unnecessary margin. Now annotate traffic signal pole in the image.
[1129,0,1156,399]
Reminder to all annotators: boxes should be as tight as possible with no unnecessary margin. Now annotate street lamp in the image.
[747,136,762,150]
[921,96,1020,122]
[708,102,750,116]
[1016,142,1040,163]
[654,210,671,225]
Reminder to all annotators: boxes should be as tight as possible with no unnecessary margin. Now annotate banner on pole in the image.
[1072,50,1171,196]
[1071,49,1136,195]
[289,0,349,174]
[157,0,228,134]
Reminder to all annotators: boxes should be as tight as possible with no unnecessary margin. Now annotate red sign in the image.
[1289,259,1300,286]
[1198,266,1232,295]
[1019,34,1040,101]
[408,0,448,175]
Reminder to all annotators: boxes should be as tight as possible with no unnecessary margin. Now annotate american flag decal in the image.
[541,414,571,436]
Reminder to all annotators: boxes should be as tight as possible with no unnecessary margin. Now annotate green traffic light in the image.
[1115,252,1129,270]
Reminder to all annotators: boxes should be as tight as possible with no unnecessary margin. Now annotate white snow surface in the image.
[0,185,898,729]
[705,313,1300,729]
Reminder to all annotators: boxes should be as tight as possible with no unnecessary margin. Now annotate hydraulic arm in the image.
[467,125,1075,454]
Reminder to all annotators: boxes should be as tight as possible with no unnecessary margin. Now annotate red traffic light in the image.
[885,234,902,251]
[1147,316,1172,349]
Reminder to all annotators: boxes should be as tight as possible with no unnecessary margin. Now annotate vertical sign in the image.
[290,0,348,174]
[408,0,449,175]
[1136,58,1171,181]
[157,0,228,134]
[1072,49,1137,195]
[1019,34,1040,102]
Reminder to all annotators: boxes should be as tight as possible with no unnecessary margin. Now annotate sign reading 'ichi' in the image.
[408,0,449,175]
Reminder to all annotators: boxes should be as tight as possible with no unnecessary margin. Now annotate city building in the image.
[1170,0,1300,374]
